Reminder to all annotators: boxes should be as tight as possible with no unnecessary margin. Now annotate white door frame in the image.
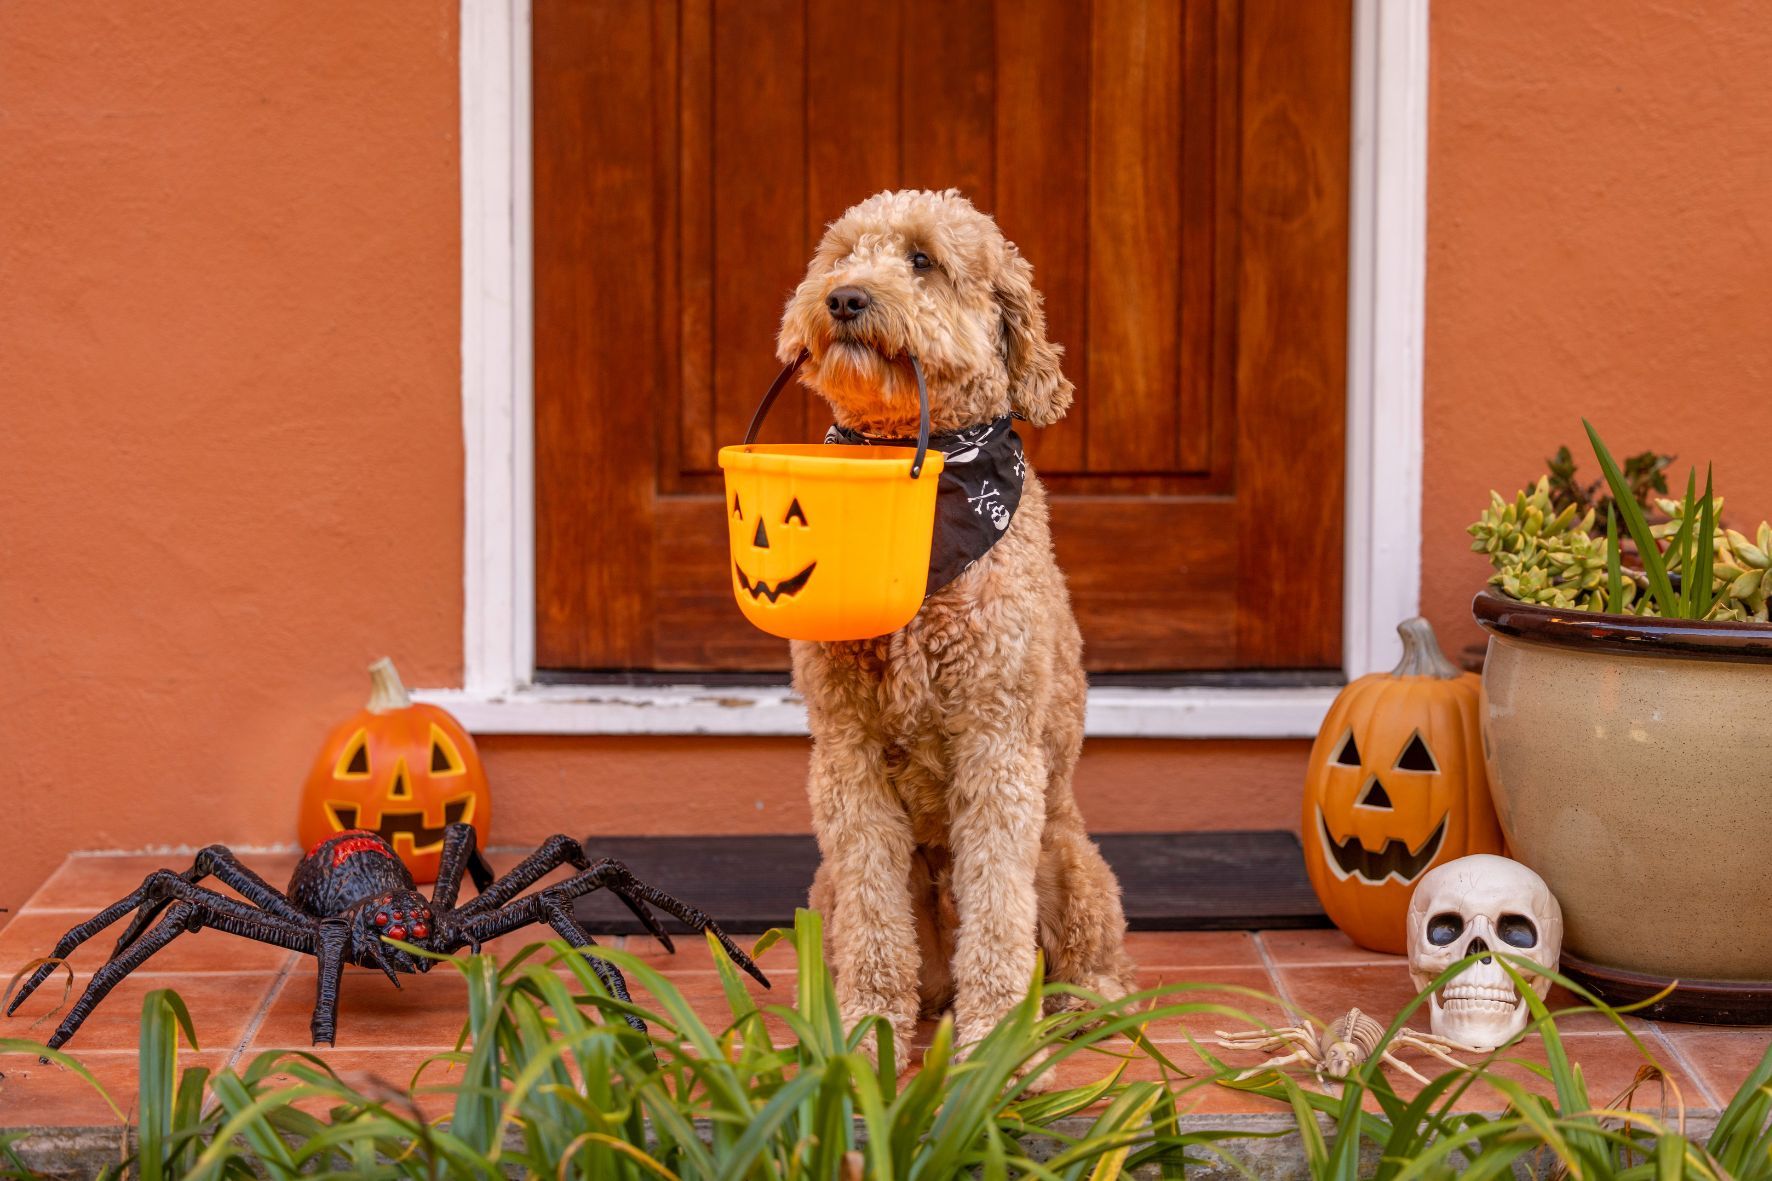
[429,0,1428,738]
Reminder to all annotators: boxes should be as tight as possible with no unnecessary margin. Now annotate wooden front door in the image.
[533,0,1349,675]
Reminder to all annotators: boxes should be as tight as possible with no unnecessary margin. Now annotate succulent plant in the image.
[1544,443,1672,520]
[1473,465,1771,622]
[1467,477,1635,612]
[1651,499,1772,622]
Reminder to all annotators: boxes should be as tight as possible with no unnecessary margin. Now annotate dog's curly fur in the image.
[778,189,1136,1070]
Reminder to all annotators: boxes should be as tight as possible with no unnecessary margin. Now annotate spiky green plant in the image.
[1473,425,1771,621]
[1650,497,1772,623]
[8,924,1772,1180]
[0,912,1277,1180]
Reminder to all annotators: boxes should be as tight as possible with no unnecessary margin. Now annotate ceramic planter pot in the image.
[1473,589,1772,1023]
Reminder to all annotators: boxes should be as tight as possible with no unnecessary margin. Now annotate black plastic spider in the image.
[5,824,767,1048]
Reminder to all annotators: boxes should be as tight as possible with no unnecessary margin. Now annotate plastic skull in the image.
[1406,853,1563,1049]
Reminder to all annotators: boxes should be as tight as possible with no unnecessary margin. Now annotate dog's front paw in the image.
[844,1005,916,1075]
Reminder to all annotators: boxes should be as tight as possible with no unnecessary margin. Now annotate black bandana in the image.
[825,416,1026,596]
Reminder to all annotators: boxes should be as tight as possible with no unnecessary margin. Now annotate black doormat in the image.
[571,830,1327,934]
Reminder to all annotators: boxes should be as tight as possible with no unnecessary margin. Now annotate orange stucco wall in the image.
[4,3,1770,917]
[0,4,464,911]
[1421,1,1772,653]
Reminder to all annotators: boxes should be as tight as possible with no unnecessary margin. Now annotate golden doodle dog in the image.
[777,189,1136,1070]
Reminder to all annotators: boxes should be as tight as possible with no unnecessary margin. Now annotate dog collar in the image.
[825,415,1025,595]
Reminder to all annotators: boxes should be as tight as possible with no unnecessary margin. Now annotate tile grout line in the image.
[224,952,301,1071]
[1644,1022,1723,1110]
[1251,933,1306,1019]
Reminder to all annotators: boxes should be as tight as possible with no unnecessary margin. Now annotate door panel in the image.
[534,0,1349,673]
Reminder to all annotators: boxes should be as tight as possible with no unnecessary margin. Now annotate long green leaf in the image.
[1694,464,1717,619]
[137,988,198,1181]
[1606,505,1625,613]
[1586,419,1679,614]
[1674,468,1698,616]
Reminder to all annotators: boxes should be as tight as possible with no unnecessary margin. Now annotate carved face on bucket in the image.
[728,489,816,605]
[1407,854,1564,1049]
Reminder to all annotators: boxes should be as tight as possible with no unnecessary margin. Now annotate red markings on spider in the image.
[328,833,395,868]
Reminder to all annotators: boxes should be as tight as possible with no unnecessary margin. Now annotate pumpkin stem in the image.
[365,657,414,712]
[1390,618,1463,679]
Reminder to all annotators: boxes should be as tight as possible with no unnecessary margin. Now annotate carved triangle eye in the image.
[334,730,370,779]
[732,493,743,518]
[785,498,807,526]
[429,725,465,776]
[1395,732,1438,773]
[1333,732,1362,768]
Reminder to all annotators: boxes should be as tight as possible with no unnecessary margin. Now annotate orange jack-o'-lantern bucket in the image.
[717,351,944,641]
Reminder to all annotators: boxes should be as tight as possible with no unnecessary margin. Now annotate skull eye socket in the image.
[1427,913,1464,946]
[1394,731,1438,773]
[1333,731,1362,768]
[1498,914,1538,949]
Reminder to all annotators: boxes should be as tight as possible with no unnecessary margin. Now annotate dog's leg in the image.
[808,738,920,1073]
[945,727,1047,1056]
[1037,819,1137,1016]
[1036,632,1136,1015]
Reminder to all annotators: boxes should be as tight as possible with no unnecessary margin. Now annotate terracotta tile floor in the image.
[2,853,1768,1130]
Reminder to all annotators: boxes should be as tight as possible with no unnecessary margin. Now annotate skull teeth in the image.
[1442,984,1519,1011]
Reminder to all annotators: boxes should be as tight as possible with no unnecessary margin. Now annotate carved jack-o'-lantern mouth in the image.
[734,561,816,603]
[325,797,474,856]
[1317,807,1447,886]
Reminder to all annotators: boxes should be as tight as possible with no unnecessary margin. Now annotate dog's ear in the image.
[994,248,1074,426]
[776,272,821,365]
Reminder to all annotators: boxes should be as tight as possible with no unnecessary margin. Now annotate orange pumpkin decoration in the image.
[1301,618,1504,953]
[297,658,491,883]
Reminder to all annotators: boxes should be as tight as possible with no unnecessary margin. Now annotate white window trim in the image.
[434,0,1427,739]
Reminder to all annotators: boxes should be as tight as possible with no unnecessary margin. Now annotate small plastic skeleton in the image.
[1214,1008,1483,1088]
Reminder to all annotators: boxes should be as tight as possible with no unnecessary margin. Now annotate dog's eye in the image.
[909,251,933,271]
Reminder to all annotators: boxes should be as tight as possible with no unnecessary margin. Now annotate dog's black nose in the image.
[826,286,870,321]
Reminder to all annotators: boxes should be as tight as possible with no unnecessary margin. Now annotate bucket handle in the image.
[743,349,932,479]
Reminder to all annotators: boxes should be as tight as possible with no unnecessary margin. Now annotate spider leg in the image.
[535,898,646,1033]
[455,860,768,988]
[439,833,678,952]
[37,899,312,1050]
[8,872,312,1017]
[311,919,349,1046]
[111,844,306,958]
[429,823,496,913]
[606,889,675,954]
[454,834,588,918]
[585,862,769,988]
